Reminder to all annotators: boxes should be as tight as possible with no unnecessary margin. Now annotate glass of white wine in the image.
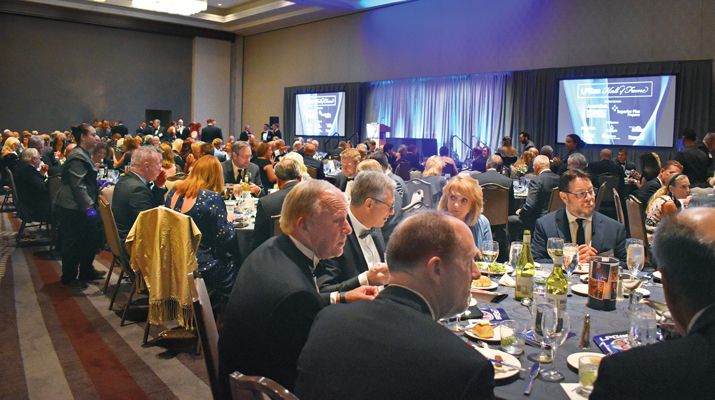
[626,239,644,279]
[481,240,499,277]
[547,238,564,261]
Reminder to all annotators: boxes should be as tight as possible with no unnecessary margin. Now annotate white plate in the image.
[475,348,521,380]
[571,284,589,296]
[574,263,590,274]
[465,321,501,342]
[469,297,478,307]
[567,352,605,370]
[579,275,589,283]
[477,263,514,276]
[472,279,498,291]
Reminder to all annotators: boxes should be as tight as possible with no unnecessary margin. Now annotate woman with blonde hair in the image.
[422,155,447,204]
[510,151,534,179]
[438,175,492,254]
[283,152,311,181]
[165,156,238,298]
[158,143,177,177]
[113,136,137,169]
[356,159,382,173]
[645,173,691,240]
[1,137,20,185]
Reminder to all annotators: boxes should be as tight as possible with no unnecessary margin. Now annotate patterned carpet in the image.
[0,211,213,400]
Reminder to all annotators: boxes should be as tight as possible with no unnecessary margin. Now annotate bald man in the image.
[589,148,625,178]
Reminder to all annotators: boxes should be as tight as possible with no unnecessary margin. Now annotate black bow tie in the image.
[359,228,377,239]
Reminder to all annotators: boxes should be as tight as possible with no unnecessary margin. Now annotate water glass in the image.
[528,302,555,363]
[563,243,579,294]
[578,356,601,395]
[509,241,523,270]
[626,238,644,278]
[629,306,658,347]
[499,320,526,355]
[540,309,570,382]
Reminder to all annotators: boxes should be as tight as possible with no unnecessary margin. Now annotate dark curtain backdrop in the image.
[283,83,363,151]
[511,60,712,167]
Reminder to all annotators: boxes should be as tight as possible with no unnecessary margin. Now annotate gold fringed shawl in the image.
[126,206,202,329]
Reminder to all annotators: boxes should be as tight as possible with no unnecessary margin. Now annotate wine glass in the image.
[540,309,571,382]
[528,302,554,363]
[509,241,523,271]
[547,238,564,261]
[563,243,579,295]
[626,239,644,279]
[481,240,499,277]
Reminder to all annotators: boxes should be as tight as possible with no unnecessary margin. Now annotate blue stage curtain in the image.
[365,72,513,162]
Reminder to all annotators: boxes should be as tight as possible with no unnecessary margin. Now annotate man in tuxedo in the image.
[151,120,169,143]
[634,160,682,205]
[675,129,710,185]
[509,155,560,236]
[268,122,282,140]
[145,121,155,136]
[334,148,360,192]
[111,121,128,137]
[591,207,715,400]
[252,158,302,250]
[366,151,407,243]
[532,170,627,264]
[589,149,625,178]
[295,211,496,400]
[260,123,270,141]
[112,146,168,241]
[221,141,262,195]
[175,119,189,140]
[218,180,378,395]
[615,148,637,172]
[201,119,223,144]
[519,131,535,154]
[318,171,395,297]
[135,122,147,137]
[474,155,515,261]
[239,125,251,142]
[15,148,51,222]
[301,144,325,180]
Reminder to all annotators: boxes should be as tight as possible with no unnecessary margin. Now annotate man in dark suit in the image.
[135,122,148,137]
[675,129,710,185]
[268,122,282,140]
[111,121,128,137]
[697,132,715,178]
[112,146,168,241]
[473,155,515,261]
[318,171,394,297]
[15,148,51,222]
[201,119,223,144]
[175,119,189,140]
[302,143,325,180]
[333,148,360,192]
[218,181,378,396]
[591,207,715,400]
[222,141,262,195]
[509,155,560,236]
[238,125,251,142]
[589,149,625,178]
[532,169,627,265]
[151,119,169,143]
[615,148,637,172]
[634,160,683,205]
[295,211,496,400]
[366,151,407,244]
[252,158,302,250]
[403,144,424,171]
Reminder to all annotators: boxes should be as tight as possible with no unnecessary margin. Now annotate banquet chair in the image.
[97,195,134,312]
[481,184,509,227]
[48,175,63,254]
[625,195,651,264]
[189,270,221,400]
[305,166,317,179]
[547,187,564,213]
[405,179,433,208]
[613,189,625,226]
[229,372,299,400]
[596,174,620,219]
[394,160,412,182]
[593,181,608,212]
[7,168,49,244]
[271,215,282,237]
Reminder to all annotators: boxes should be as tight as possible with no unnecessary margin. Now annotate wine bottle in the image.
[545,250,568,310]
[515,231,535,301]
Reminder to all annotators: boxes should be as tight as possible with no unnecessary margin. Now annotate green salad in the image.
[477,261,506,273]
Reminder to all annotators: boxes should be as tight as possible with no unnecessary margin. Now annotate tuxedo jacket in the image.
[302,155,326,180]
[175,126,189,140]
[318,215,385,293]
[221,159,262,190]
[295,285,496,400]
[387,171,409,207]
[675,146,710,185]
[589,159,626,178]
[135,127,146,136]
[201,125,223,144]
[238,131,250,141]
[635,177,662,205]
[333,171,349,192]
[252,181,299,251]
[218,234,325,394]
[591,304,715,400]
[14,162,51,221]
[111,172,168,240]
[153,127,169,142]
[615,159,637,172]
[519,170,561,231]
[532,208,627,264]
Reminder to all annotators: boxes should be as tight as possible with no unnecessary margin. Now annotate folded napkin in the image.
[498,274,515,287]
[560,383,588,399]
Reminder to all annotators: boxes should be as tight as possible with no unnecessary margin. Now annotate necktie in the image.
[576,218,586,245]
[359,227,377,239]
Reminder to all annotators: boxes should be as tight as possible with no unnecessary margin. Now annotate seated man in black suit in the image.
[403,144,424,171]
[634,160,682,205]
[112,146,168,241]
[301,143,325,180]
[218,180,378,395]
[14,148,51,222]
[221,141,262,195]
[473,155,515,261]
[366,151,407,244]
[295,211,496,400]
[532,170,627,264]
[509,155,561,237]
[318,171,395,298]
[615,148,637,172]
[252,158,302,250]
[567,153,599,188]
[333,148,360,193]
[588,149,625,178]
[591,207,715,399]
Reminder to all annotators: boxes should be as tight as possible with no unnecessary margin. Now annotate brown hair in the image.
[159,143,174,169]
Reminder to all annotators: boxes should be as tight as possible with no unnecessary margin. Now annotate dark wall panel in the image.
[0,13,192,134]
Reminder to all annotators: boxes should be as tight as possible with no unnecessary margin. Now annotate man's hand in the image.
[366,263,390,286]
[249,182,261,195]
[345,286,379,303]
[40,164,49,175]
[516,209,521,216]
[552,157,560,163]
[681,196,692,207]
[578,244,598,264]
[154,169,167,188]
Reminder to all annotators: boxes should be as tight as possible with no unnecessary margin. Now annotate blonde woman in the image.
[283,152,311,181]
[158,143,177,177]
[356,159,382,173]
[165,156,238,298]
[438,175,491,254]
[645,173,691,240]
[1,137,20,185]
[422,155,447,204]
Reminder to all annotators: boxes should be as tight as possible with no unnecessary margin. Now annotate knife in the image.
[488,358,527,372]
[524,362,540,396]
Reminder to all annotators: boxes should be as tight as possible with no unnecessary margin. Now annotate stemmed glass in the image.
[528,302,555,363]
[563,243,579,295]
[547,238,564,261]
[626,239,644,279]
[540,308,571,382]
[509,241,523,271]
[481,241,499,277]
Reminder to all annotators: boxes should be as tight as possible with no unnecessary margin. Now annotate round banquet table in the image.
[467,266,665,400]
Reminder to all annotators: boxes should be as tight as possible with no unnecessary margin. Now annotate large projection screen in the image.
[295,92,346,136]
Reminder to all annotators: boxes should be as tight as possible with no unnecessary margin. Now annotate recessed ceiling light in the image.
[218,3,222,4]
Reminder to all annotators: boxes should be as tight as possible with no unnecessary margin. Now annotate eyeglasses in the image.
[563,188,595,200]
[369,197,395,210]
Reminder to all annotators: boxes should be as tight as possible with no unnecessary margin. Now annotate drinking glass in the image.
[547,238,564,261]
[563,243,579,295]
[481,241,499,276]
[578,356,601,395]
[500,320,526,355]
[626,239,644,279]
[528,302,555,363]
[540,309,570,381]
[509,241,523,271]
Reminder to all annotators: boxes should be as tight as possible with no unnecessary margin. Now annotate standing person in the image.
[239,125,251,142]
[519,131,535,153]
[201,119,223,144]
[268,122,282,140]
[152,120,167,142]
[675,128,710,185]
[175,119,189,140]
[189,122,202,140]
[53,124,104,288]
[555,133,585,175]
[135,122,147,137]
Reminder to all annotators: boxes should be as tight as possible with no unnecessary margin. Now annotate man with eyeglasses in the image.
[532,169,627,265]
[317,170,396,302]
[222,141,262,195]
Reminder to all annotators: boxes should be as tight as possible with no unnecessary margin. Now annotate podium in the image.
[366,123,390,147]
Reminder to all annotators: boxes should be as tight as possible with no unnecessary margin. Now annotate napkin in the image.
[498,274,515,287]
[560,383,588,399]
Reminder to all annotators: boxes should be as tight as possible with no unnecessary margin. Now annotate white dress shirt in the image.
[287,234,320,293]
[565,208,592,245]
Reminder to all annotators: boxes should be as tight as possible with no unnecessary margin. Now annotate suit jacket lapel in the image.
[346,216,369,273]
[590,213,605,251]
[555,209,571,241]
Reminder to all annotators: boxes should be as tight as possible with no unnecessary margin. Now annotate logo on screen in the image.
[306,96,337,106]
[577,81,653,99]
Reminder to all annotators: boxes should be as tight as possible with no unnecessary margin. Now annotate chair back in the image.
[547,187,564,213]
[405,179,433,208]
[394,160,411,182]
[48,175,62,206]
[189,271,221,400]
[593,181,608,211]
[409,170,423,180]
[229,372,299,400]
[305,166,317,179]
[271,215,282,237]
[481,183,509,226]
[98,195,131,271]
[6,168,31,222]
[613,189,625,225]
[625,195,651,261]
[597,174,621,206]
